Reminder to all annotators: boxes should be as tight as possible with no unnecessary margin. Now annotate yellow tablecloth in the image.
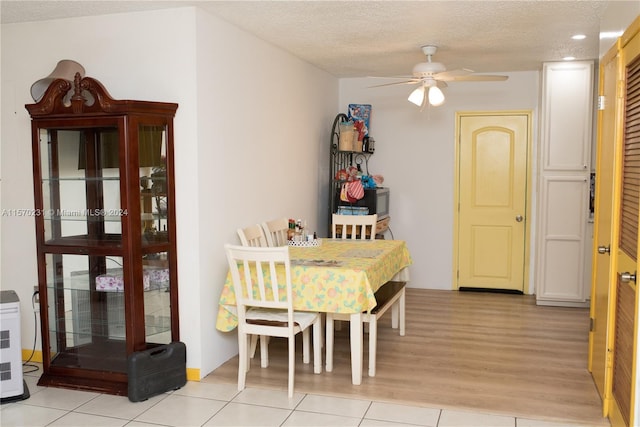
[216,239,412,331]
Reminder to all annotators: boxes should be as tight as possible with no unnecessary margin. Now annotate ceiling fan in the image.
[372,45,508,108]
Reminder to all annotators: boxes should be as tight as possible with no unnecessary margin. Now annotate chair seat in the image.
[246,308,319,330]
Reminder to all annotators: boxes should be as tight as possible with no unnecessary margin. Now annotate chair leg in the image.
[313,318,322,374]
[288,334,295,398]
[238,332,248,391]
[250,334,258,358]
[368,317,377,377]
[325,314,334,372]
[260,334,269,368]
[399,288,406,336]
[302,329,310,364]
[319,313,324,349]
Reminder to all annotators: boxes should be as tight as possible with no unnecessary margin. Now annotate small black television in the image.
[335,187,389,218]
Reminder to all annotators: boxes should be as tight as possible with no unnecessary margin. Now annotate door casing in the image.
[589,38,622,416]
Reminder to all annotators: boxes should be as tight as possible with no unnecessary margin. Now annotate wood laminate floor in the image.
[204,288,608,426]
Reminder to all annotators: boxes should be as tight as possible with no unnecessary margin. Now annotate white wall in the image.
[1,6,338,376]
[339,73,540,291]
[193,9,338,373]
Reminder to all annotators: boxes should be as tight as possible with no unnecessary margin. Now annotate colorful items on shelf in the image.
[95,267,169,292]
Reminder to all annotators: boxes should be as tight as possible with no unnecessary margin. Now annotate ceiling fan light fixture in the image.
[408,86,425,106]
[428,86,445,106]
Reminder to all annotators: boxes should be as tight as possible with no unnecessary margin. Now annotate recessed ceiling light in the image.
[600,31,623,39]
[563,56,576,61]
[572,34,586,40]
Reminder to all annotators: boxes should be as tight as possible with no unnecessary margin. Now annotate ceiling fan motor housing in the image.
[412,61,446,77]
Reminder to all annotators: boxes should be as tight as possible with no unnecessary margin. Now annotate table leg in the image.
[350,312,363,385]
[326,314,334,372]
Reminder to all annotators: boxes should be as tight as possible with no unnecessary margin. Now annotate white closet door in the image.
[536,176,589,304]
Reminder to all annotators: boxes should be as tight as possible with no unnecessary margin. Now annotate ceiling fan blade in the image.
[368,79,421,88]
[443,74,509,82]
[433,69,474,81]
[367,75,415,79]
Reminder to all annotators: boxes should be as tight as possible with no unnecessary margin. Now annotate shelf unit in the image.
[329,113,389,237]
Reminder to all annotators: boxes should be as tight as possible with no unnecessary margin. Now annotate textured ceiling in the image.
[1,1,619,78]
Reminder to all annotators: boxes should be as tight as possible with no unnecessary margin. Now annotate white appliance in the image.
[0,290,29,402]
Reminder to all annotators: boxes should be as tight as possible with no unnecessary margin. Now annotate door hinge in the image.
[589,317,595,332]
[597,95,606,111]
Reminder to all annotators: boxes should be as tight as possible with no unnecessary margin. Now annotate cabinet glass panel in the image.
[39,128,124,246]
[142,251,171,344]
[139,124,169,244]
[45,253,127,373]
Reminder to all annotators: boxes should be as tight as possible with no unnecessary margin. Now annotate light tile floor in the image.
[0,364,605,427]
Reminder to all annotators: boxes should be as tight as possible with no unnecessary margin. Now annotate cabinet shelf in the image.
[42,176,121,182]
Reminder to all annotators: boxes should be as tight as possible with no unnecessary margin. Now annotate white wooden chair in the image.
[225,244,322,397]
[262,217,289,246]
[237,223,269,360]
[326,281,405,377]
[328,213,405,376]
[331,213,378,240]
[237,224,268,247]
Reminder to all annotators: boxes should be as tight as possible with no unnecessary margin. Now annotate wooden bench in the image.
[326,281,406,376]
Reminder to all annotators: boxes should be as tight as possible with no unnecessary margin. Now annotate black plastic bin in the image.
[127,341,187,402]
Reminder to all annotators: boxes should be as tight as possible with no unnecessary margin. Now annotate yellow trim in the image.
[609,396,627,427]
[606,36,625,422]
[22,349,43,363]
[589,38,623,418]
[620,13,640,48]
[453,110,533,293]
[186,368,200,382]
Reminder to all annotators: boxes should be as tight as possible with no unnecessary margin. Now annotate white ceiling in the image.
[0,1,630,78]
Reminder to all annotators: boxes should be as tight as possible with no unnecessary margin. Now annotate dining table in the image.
[216,238,412,385]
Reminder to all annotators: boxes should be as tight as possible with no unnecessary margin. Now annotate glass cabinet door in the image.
[139,124,169,245]
[45,253,128,373]
[142,251,172,345]
[39,127,125,246]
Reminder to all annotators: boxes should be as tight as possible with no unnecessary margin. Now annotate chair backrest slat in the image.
[225,244,293,314]
[332,214,378,240]
[237,224,268,247]
[262,217,289,246]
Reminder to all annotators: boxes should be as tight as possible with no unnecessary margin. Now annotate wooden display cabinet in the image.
[26,73,179,395]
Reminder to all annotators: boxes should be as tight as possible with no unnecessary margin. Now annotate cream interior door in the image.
[456,112,530,292]
[589,42,620,409]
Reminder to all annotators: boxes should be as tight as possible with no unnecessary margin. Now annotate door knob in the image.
[597,245,610,255]
[621,272,636,283]
[515,215,523,222]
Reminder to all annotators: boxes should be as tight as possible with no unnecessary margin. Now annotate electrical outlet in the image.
[33,285,39,304]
